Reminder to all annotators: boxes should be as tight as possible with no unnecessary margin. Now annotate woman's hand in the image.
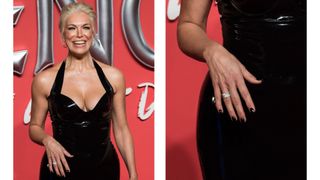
[43,136,73,177]
[204,42,262,122]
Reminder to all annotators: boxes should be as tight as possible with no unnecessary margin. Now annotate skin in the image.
[177,0,262,122]
[29,11,138,179]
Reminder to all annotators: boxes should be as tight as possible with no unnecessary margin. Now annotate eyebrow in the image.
[66,23,92,27]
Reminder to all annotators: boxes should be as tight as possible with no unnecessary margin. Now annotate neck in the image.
[65,53,94,72]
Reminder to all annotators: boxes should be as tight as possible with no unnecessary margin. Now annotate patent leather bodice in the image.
[47,60,114,158]
[217,0,305,18]
[216,0,306,84]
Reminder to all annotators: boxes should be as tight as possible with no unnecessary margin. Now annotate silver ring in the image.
[212,96,215,103]
[52,161,57,165]
[222,92,231,98]
[47,164,50,167]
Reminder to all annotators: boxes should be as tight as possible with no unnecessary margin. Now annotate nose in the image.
[77,28,83,37]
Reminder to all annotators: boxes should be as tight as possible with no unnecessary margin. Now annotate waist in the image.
[61,137,112,159]
[221,15,305,40]
[52,120,111,151]
[48,140,115,168]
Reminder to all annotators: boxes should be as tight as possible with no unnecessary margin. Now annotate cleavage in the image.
[61,71,106,112]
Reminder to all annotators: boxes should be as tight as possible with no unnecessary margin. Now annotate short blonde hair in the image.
[59,2,96,34]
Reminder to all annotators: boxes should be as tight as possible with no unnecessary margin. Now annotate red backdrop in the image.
[14,0,154,179]
[166,1,223,179]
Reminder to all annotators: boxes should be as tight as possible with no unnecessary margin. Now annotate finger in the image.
[229,84,246,122]
[55,155,66,177]
[237,77,256,112]
[52,156,61,176]
[240,64,262,84]
[63,148,74,158]
[60,154,71,173]
[212,78,223,113]
[220,81,237,120]
[46,153,53,172]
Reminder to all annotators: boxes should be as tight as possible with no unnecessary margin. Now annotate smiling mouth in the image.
[73,40,86,46]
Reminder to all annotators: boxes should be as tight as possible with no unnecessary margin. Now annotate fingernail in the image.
[231,116,237,121]
[250,108,255,113]
[218,109,223,114]
[240,118,247,123]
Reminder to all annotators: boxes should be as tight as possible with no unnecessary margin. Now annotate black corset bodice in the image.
[47,60,114,158]
[217,0,305,18]
[216,0,306,84]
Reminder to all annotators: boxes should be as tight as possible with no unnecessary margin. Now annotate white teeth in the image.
[73,40,85,44]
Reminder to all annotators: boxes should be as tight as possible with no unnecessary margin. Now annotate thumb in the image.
[63,149,74,158]
[240,64,262,84]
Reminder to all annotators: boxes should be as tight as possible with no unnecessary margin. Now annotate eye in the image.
[67,27,76,31]
[83,26,91,30]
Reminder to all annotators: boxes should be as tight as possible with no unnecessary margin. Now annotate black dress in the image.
[197,0,306,179]
[39,60,120,180]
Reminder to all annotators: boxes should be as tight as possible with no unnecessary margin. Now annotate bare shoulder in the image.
[32,62,63,97]
[96,61,125,93]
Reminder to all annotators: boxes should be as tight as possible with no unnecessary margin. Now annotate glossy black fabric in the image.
[197,0,306,179]
[40,61,120,180]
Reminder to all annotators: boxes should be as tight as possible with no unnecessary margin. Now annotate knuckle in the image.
[243,94,250,101]
[232,98,241,107]
[227,80,236,87]
[218,78,226,85]
[241,91,250,99]
[223,97,231,103]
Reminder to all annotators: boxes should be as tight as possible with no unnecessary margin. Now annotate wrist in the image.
[129,172,138,179]
[42,135,53,146]
[203,41,220,62]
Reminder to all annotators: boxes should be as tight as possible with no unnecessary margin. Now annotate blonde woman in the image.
[29,2,137,180]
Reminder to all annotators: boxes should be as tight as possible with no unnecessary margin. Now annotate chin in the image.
[69,50,90,59]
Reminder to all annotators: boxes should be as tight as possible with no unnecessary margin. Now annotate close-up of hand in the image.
[203,42,262,122]
[43,136,73,177]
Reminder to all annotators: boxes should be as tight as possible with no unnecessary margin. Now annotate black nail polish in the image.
[218,109,223,114]
[231,116,237,121]
[240,118,247,123]
[250,108,255,113]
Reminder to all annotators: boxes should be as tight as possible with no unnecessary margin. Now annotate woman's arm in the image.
[177,0,214,61]
[29,71,72,177]
[111,69,138,180]
[178,0,262,121]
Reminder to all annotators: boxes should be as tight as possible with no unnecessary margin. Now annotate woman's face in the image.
[63,11,94,57]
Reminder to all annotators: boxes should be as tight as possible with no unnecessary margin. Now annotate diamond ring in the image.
[222,92,231,98]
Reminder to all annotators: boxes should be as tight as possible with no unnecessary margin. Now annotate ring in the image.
[52,161,57,165]
[212,96,215,103]
[222,92,231,98]
[47,164,50,167]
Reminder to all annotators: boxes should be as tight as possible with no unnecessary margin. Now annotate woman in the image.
[178,0,305,179]
[29,2,138,180]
